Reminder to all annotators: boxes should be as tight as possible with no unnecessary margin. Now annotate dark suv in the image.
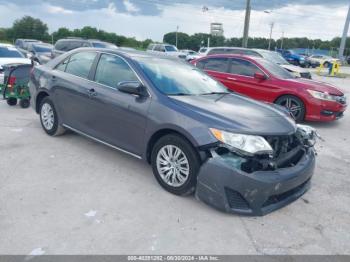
[51,38,118,58]
[29,48,317,216]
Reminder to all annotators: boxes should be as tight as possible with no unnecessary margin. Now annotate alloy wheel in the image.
[41,103,55,130]
[156,145,190,187]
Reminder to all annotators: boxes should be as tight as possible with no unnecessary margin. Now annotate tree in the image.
[11,16,49,41]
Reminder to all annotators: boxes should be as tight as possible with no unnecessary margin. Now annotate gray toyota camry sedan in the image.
[29,48,317,216]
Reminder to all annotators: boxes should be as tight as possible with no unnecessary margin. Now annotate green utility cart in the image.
[1,63,32,108]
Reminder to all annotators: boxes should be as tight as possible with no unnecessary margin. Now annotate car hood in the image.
[281,64,308,73]
[0,58,31,67]
[171,93,296,136]
[286,78,344,96]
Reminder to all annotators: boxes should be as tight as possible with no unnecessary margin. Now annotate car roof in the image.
[62,47,180,61]
[200,53,265,62]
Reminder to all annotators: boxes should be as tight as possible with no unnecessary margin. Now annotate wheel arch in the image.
[145,128,200,164]
[35,90,50,113]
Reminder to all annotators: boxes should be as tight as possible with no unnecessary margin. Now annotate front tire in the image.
[151,134,200,196]
[275,95,305,122]
[19,98,30,108]
[39,97,66,136]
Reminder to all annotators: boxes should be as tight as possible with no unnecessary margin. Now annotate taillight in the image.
[7,76,16,92]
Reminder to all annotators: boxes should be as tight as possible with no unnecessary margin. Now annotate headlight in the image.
[210,128,273,155]
[307,90,338,102]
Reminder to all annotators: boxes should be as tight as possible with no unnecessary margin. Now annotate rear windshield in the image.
[33,45,52,53]
[0,47,24,58]
[165,45,177,52]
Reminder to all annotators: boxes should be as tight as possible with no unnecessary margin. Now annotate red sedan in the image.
[191,54,347,122]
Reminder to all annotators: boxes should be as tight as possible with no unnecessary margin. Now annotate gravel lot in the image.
[0,72,349,255]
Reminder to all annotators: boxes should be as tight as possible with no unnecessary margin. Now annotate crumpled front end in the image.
[195,126,317,216]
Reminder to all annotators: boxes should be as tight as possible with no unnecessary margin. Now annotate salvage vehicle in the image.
[29,48,317,216]
[192,54,347,122]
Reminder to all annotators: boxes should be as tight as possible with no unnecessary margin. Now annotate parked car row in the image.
[29,48,320,215]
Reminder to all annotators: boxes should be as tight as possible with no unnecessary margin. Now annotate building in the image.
[210,23,224,37]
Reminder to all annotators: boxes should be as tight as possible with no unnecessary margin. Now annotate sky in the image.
[0,0,349,41]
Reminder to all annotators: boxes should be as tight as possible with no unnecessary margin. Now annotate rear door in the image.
[197,57,233,88]
[50,51,98,132]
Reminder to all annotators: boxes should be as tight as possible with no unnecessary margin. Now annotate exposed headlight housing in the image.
[210,128,273,155]
[307,89,338,102]
[296,124,321,146]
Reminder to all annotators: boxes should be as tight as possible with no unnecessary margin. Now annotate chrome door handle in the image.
[227,77,237,81]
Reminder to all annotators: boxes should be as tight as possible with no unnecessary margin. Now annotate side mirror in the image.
[117,81,145,96]
[254,72,267,80]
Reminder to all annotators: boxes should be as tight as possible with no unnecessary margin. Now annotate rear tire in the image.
[19,98,30,108]
[39,97,66,136]
[275,95,305,122]
[7,98,17,106]
[151,134,200,196]
[323,61,330,68]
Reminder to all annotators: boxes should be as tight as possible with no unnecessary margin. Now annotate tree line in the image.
[163,32,350,54]
[0,16,349,54]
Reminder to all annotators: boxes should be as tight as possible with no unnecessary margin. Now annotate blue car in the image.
[277,49,308,67]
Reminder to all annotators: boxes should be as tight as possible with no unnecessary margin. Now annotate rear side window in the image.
[67,41,89,51]
[94,54,138,88]
[202,57,229,73]
[229,58,261,77]
[55,41,68,51]
[65,52,96,79]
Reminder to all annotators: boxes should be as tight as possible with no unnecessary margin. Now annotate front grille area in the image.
[262,179,310,207]
[225,188,250,210]
[336,96,346,105]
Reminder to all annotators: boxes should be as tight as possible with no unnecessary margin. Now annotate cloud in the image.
[0,1,348,42]
[46,5,74,14]
[123,0,140,13]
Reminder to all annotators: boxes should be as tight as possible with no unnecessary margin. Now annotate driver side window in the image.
[94,54,138,89]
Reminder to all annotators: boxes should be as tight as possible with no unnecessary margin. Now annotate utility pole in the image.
[175,25,179,48]
[268,22,274,50]
[242,0,251,48]
[280,31,284,49]
[339,1,350,62]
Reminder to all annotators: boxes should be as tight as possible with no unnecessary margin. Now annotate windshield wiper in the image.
[168,93,192,96]
[201,92,230,95]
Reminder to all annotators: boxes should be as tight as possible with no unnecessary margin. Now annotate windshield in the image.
[0,47,24,58]
[259,59,295,79]
[137,58,229,95]
[165,45,177,52]
[259,50,288,65]
[92,42,117,48]
[33,45,52,53]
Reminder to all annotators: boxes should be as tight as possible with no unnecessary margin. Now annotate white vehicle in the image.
[0,44,32,84]
[180,49,200,61]
[252,49,312,79]
[308,55,340,67]
[147,43,186,59]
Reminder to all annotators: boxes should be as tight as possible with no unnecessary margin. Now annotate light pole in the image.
[242,0,251,48]
[339,0,350,62]
[175,25,179,48]
[268,22,274,50]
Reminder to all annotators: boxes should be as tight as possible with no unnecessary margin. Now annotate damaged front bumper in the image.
[195,148,315,216]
